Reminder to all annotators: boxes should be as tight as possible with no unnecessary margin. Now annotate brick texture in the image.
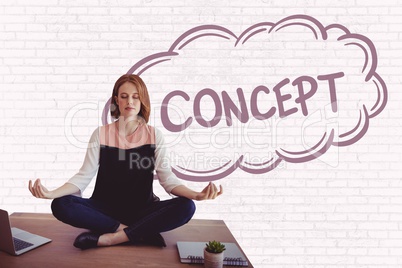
[1,0,401,267]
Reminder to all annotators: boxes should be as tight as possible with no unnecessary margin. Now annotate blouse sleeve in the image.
[67,127,100,195]
[154,127,183,194]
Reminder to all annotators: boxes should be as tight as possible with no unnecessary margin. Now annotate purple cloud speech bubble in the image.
[102,14,387,181]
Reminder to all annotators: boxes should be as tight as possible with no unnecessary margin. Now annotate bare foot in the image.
[97,231,129,246]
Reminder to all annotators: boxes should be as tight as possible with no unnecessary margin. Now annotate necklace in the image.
[115,119,140,137]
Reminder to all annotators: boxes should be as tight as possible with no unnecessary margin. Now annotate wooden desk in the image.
[0,213,253,268]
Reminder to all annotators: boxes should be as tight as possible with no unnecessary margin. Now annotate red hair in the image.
[110,74,151,122]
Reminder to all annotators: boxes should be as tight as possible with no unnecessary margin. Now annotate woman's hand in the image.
[170,183,223,201]
[28,180,80,200]
[195,182,223,201]
[28,179,53,199]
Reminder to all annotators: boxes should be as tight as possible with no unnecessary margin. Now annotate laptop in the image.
[0,209,51,255]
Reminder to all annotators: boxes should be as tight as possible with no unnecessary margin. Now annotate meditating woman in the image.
[28,74,223,250]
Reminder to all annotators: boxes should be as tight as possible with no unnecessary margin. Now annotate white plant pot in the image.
[204,248,224,268]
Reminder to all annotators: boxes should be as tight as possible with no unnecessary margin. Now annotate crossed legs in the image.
[51,195,196,249]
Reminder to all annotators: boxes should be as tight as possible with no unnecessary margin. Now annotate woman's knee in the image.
[51,195,76,220]
[177,197,196,220]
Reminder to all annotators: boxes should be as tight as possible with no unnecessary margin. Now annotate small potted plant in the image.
[204,240,226,268]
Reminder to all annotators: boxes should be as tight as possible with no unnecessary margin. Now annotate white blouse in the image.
[67,124,183,196]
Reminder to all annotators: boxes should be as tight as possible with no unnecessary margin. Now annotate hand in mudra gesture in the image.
[28,179,52,199]
[195,182,223,201]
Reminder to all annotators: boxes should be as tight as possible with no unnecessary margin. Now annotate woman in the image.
[28,74,223,250]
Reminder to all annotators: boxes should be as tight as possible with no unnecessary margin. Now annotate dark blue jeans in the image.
[51,195,196,243]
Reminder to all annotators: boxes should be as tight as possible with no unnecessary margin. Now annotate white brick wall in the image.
[1,0,402,267]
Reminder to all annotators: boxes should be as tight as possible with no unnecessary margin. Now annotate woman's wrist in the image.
[171,185,198,200]
[47,190,56,199]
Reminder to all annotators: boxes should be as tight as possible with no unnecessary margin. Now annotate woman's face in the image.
[114,82,142,120]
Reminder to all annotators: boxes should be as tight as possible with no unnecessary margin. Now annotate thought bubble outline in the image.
[102,14,387,181]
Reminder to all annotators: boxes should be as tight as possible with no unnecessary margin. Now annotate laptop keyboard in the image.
[13,237,34,251]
